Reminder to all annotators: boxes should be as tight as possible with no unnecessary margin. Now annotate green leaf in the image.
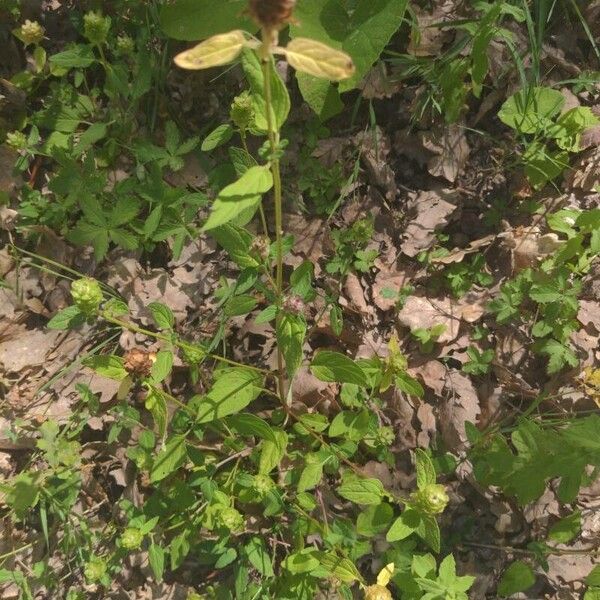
[498,561,536,597]
[415,449,437,489]
[498,86,564,134]
[356,502,394,537]
[148,543,165,582]
[194,368,262,424]
[417,514,441,553]
[291,0,408,93]
[225,413,276,442]
[310,351,367,386]
[159,0,255,41]
[386,509,421,542]
[224,294,258,317]
[548,510,581,543]
[201,123,234,151]
[587,566,600,587]
[319,553,363,584]
[277,313,306,378]
[2,472,41,520]
[145,388,168,439]
[150,434,188,483]
[210,223,259,268]
[295,72,344,120]
[49,45,95,69]
[47,305,85,330]
[203,165,273,231]
[337,476,385,506]
[245,537,274,578]
[151,350,174,383]
[394,371,424,397]
[290,261,314,300]
[297,458,324,492]
[148,302,175,330]
[83,355,128,381]
[241,49,290,132]
[259,429,287,474]
[282,550,321,574]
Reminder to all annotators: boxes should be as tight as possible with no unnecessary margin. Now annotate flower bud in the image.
[5,131,27,151]
[84,556,107,581]
[252,474,275,499]
[218,507,245,532]
[83,11,111,45]
[120,527,143,550]
[116,34,134,55]
[249,235,270,262]
[364,585,393,600]
[411,483,449,515]
[230,91,254,131]
[19,20,45,46]
[70,277,103,315]
[282,294,305,315]
[181,343,207,365]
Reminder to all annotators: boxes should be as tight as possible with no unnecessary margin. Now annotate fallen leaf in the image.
[578,300,600,333]
[397,296,462,343]
[439,370,480,451]
[421,123,470,183]
[400,189,458,257]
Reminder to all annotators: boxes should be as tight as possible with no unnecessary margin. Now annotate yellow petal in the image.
[174,30,246,70]
[376,563,395,587]
[284,37,355,81]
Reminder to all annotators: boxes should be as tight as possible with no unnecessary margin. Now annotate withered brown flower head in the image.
[248,0,296,29]
[124,348,156,378]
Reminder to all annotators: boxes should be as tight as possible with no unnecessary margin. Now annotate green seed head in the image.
[84,556,107,581]
[5,131,28,151]
[218,507,244,532]
[116,34,135,54]
[181,343,207,365]
[71,277,103,314]
[83,11,111,45]
[230,91,254,131]
[19,20,45,45]
[411,483,449,515]
[120,527,144,550]
[252,474,275,499]
[364,584,393,600]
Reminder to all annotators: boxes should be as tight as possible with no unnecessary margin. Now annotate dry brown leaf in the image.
[431,235,495,265]
[400,189,458,257]
[412,359,446,396]
[397,296,461,343]
[344,272,372,316]
[499,226,562,272]
[293,366,336,407]
[578,300,600,333]
[580,125,600,150]
[439,370,480,451]
[421,123,470,183]
[565,147,600,191]
[372,268,410,311]
[0,328,61,373]
[407,3,454,56]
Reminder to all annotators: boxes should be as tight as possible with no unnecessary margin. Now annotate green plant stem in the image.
[99,312,269,375]
[260,33,286,402]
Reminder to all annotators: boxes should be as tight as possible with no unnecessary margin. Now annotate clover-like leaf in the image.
[174,30,247,70]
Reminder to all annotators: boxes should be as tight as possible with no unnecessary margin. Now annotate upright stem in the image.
[260,30,286,400]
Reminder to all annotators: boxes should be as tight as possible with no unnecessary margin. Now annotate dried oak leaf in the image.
[400,189,458,257]
[439,370,480,451]
[397,294,485,344]
[421,123,470,183]
[578,300,600,333]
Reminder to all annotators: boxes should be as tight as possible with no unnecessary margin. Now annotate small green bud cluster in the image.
[116,34,135,55]
[5,131,28,151]
[252,474,275,499]
[181,343,207,365]
[230,91,254,131]
[120,527,144,550]
[217,506,244,532]
[83,11,111,45]
[411,483,449,515]
[364,584,393,600]
[84,556,107,582]
[19,20,45,45]
[71,277,103,315]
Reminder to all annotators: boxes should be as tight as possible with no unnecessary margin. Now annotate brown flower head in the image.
[124,348,156,378]
[248,0,296,30]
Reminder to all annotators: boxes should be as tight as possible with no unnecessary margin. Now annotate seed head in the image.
[19,20,45,46]
[248,0,296,30]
